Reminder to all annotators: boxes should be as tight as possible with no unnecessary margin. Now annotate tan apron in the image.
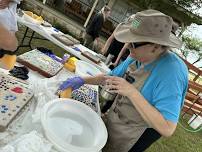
[103,63,153,152]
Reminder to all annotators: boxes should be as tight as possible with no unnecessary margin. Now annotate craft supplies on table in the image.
[71,85,98,112]
[57,84,98,112]
[63,34,80,44]
[81,51,101,64]
[64,57,78,72]
[51,34,80,46]
[23,11,44,25]
[17,49,64,78]
[0,72,33,132]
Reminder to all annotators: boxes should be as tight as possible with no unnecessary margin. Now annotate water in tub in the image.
[48,112,95,147]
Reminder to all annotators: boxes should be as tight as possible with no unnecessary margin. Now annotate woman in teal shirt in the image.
[58,10,188,152]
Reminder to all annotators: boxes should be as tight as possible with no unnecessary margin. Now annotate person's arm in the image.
[128,89,177,137]
[113,43,129,66]
[83,74,106,85]
[58,58,134,92]
[105,77,179,137]
[0,24,18,51]
[101,32,115,55]
[84,56,136,84]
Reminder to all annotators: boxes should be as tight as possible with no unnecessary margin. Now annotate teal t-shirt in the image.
[109,52,188,123]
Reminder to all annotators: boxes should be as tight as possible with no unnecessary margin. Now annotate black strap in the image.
[0,49,17,58]
[129,128,161,152]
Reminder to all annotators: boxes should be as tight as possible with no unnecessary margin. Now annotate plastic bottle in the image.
[61,53,70,64]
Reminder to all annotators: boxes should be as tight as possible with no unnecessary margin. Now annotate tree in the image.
[171,0,202,12]
[181,35,202,67]
[138,0,202,13]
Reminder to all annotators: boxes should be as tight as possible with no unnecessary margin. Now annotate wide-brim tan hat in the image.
[114,10,182,48]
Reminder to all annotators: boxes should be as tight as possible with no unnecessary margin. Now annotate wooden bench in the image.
[182,91,202,117]
[181,59,202,118]
[182,58,202,82]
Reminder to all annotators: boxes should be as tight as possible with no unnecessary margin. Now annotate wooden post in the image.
[84,0,99,28]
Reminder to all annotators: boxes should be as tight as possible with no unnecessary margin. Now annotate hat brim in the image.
[114,23,182,48]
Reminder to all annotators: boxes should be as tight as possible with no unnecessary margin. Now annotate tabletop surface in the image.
[0,66,102,152]
[17,15,110,74]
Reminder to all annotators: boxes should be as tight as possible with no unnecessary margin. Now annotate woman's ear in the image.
[152,44,162,53]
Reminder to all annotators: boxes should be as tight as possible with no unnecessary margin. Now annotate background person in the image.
[101,30,130,68]
[0,0,21,69]
[83,5,111,51]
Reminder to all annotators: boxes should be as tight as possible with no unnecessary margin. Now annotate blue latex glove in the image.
[58,77,84,91]
[49,54,63,63]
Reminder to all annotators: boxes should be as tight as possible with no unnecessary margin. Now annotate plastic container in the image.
[100,87,117,101]
[40,99,108,152]
[64,57,78,72]
[64,63,76,72]
[0,54,16,70]
[23,11,43,25]
[68,57,78,65]
[75,60,102,77]
[61,53,70,64]
[188,114,202,129]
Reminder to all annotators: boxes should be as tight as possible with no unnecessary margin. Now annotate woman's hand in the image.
[111,62,118,67]
[105,76,136,97]
[57,77,84,91]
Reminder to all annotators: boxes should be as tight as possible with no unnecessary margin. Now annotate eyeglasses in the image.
[130,42,151,49]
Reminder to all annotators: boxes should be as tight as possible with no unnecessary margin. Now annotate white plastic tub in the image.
[41,98,108,152]
[75,60,102,77]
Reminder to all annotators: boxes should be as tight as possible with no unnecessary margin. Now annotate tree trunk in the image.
[178,23,186,37]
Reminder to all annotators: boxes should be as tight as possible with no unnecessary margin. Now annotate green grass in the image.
[16,26,202,152]
[16,25,67,57]
[146,117,202,152]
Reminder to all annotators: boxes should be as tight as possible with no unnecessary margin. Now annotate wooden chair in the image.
[182,81,202,118]
[182,92,202,117]
[182,58,202,82]
[180,58,202,127]
[188,80,202,96]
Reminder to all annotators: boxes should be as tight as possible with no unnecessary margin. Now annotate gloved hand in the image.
[58,77,84,91]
